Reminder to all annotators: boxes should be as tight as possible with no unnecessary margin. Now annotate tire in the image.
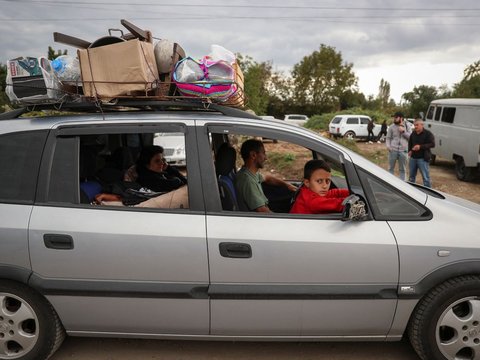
[455,156,476,182]
[430,154,436,165]
[408,275,480,360]
[0,280,65,360]
[343,131,356,140]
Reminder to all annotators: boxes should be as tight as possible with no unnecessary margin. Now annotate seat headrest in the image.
[215,143,236,176]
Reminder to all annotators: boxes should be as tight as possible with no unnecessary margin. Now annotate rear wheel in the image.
[455,156,476,182]
[0,280,65,360]
[430,154,436,165]
[408,276,480,360]
[343,131,356,140]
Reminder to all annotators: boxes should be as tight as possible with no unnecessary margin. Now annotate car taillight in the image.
[337,128,339,133]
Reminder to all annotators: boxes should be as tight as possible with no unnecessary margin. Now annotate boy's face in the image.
[305,168,331,196]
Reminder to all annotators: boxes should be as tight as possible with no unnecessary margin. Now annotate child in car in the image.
[290,159,350,214]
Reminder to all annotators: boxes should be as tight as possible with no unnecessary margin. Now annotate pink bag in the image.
[173,57,238,100]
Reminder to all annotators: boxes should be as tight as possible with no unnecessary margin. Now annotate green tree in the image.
[453,60,480,98]
[0,63,8,110]
[48,46,67,60]
[339,89,366,110]
[377,78,391,109]
[237,54,284,116]
[291,44,357,114]
[401,85,437,118]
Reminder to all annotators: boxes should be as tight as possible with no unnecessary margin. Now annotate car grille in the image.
[163,149,174,156]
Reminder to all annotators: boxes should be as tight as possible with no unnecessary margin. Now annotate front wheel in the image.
[0,280,65,360]
[409,276,480,360]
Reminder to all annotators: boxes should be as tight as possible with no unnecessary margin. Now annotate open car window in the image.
[208,128,350,216]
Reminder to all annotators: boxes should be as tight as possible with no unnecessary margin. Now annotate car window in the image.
[0,130,47,203]
[45,129,191,210]
[208,129,349,216]
[441,107,456,124]
[426,106,434,120]
[360,118,370,125]
[346,118,359,125]
[434,106,442,121]
[331,117,342,124]
[358,168,430,220]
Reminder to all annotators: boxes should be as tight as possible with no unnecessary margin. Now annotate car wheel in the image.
[343,131,356,140]
[408,276,480,360]
[430,154,436,165]
[0,280,65,360]
[455,156,475,182]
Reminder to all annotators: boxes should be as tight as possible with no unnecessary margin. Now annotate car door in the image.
[28,120,209,335]
[199,123,399,337]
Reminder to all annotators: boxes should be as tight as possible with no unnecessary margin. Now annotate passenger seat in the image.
[215,143,239,211]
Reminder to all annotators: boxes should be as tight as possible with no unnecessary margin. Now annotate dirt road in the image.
[51,337,419,360]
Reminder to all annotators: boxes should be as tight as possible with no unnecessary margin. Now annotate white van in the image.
[424,98,480,181]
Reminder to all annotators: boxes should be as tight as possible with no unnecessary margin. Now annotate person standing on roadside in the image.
[376,120,388,143]
[367,117,375,144]
[386,111,412,180]
[408,118,435,188]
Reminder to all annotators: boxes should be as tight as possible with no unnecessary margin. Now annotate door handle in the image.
[43,234,74,250]
[219,242,252,258]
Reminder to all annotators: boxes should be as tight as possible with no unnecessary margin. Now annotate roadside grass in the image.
[266,151,297,172]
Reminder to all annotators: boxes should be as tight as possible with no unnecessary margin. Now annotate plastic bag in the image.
[6,56,60,104]
[208,44,236,64]
[51,55,80,82]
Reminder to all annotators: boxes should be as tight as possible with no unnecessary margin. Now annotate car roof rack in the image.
[0,99,262,121]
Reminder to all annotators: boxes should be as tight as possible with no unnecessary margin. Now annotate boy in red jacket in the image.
[290,159,350,214]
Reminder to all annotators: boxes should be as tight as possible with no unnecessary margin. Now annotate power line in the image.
[2,0,480,11]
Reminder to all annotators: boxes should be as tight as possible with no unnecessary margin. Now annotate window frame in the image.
[199,123,370,220]
[356,167,432,221]
[35,123,205,213]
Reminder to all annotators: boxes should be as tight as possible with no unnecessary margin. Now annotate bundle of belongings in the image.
[173,44,244,107]
[5,19,245,108]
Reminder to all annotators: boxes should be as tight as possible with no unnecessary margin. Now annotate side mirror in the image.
[419,111,425,120]
[341,194,368,221]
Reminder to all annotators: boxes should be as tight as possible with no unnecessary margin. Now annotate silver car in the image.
[0,101,479,360]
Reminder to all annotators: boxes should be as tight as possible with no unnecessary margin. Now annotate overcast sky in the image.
[1,0,479,103]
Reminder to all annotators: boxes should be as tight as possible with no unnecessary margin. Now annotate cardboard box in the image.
[78,39,159,99]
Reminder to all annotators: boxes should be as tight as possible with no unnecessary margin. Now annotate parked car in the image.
[283,114,309,126]
[425,98,480,181]
[329,114,380,140]
[1,100,480,360]
[154,132,186,167]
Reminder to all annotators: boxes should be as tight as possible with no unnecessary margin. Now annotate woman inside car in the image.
[136,145,187,193]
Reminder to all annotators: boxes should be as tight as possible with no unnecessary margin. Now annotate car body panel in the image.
[0,204,32,269]
[206,215,398,335]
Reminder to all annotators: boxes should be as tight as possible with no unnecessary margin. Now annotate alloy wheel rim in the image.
[0,293,38,359]
[436,296,480,360]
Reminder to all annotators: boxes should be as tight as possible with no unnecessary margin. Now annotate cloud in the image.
[1,0,479,104]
